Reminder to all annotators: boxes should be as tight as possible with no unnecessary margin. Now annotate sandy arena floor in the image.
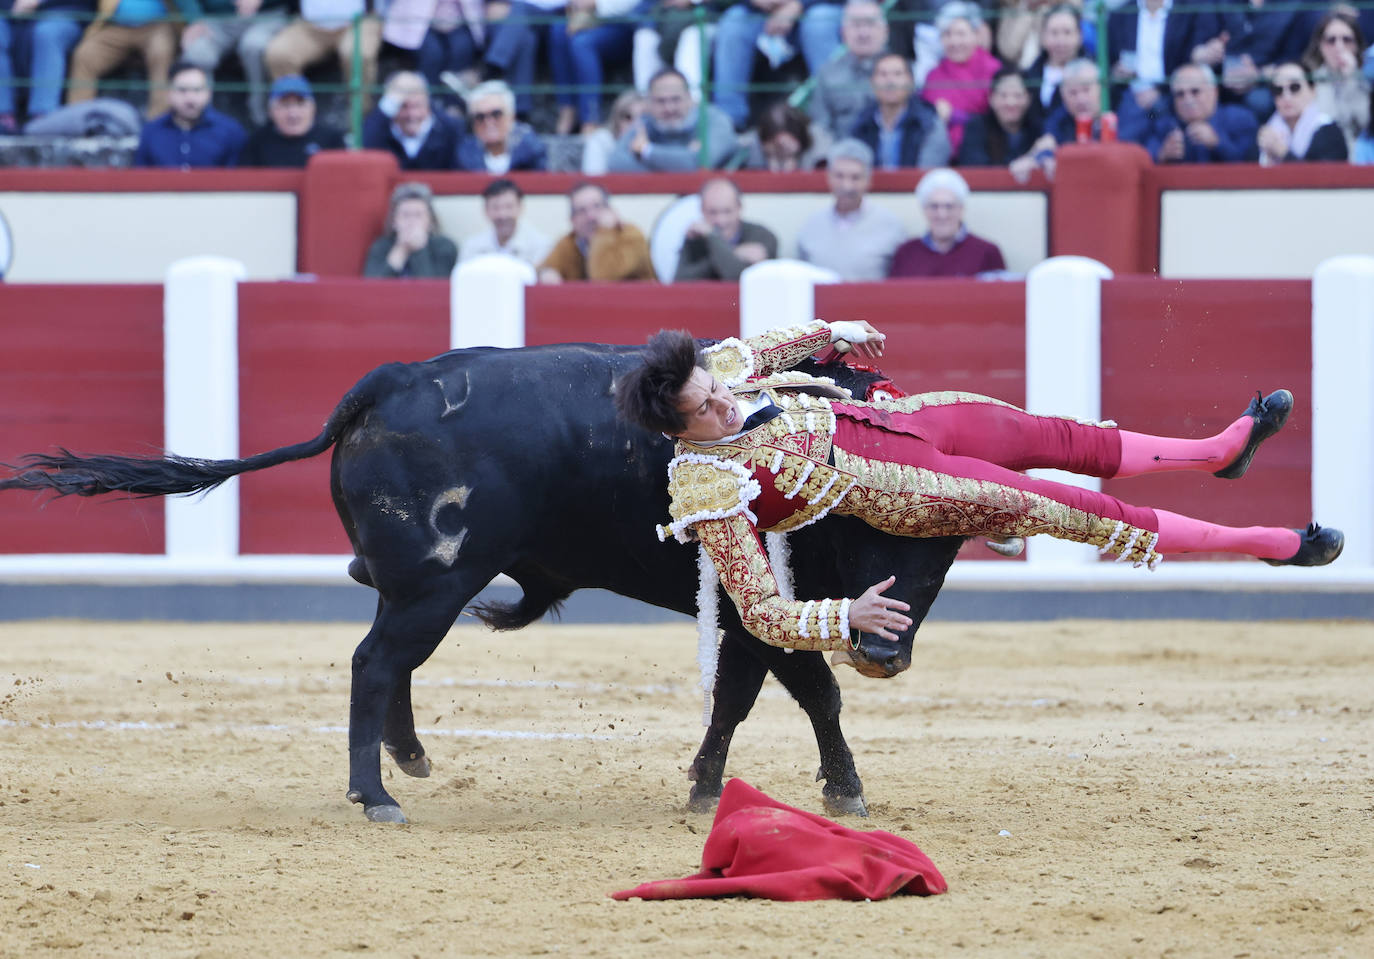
[1,618,1372,958]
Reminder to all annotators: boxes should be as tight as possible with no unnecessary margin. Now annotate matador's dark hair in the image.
[614,329,704,435]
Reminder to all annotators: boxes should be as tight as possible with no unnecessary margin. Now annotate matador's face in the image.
[672,367,742,443]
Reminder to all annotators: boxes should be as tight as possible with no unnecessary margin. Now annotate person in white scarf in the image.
[1256,61,1348,164]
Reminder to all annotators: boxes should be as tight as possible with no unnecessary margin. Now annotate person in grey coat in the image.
[363,182,459,279]
[810,0,890,141]
[609,67,739,172]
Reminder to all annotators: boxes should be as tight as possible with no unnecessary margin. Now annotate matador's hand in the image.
[848,576,911,641]
[828,320,887,360]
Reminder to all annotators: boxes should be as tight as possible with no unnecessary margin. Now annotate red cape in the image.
[611,779,947,901]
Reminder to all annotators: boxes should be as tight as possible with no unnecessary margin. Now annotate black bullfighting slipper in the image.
[1214,389,1294,479]
[1262,524,1345,567]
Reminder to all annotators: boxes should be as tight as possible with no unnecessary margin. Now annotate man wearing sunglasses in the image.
[455,79,549,172]
[1156,63,1257,163]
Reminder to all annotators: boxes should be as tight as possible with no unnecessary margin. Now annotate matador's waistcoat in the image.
[656,321,1159,652]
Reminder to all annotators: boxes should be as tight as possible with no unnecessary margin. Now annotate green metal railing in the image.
[0,2,1366,162]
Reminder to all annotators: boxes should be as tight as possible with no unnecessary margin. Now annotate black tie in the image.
[740,400,785,433]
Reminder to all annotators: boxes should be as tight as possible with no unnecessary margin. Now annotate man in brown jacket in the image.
[537,182,656,283]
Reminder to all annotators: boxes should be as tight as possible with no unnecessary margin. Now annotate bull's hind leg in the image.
[687,632,768,813]
[383,675,432,778]
[347,582,470,823]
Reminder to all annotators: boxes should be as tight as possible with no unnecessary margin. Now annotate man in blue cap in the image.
[240,74,346,167]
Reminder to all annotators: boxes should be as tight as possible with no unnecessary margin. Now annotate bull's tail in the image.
[0,366,388,501]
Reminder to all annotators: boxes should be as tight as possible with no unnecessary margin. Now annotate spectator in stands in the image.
[383,0,484,103]
[133,61,246,167]
[455,79,547,172]
[538,182,655,282]
[1217,0,1306,121]
[549,0,640,133]
[747,99,827,169]
[632,0,708,99]
[1255,60,1348,163]
[673,177,778,281]
[481,0,555,124]
[890,167,1004,277]
[240,74,345,166]
[809,0,889,143]
[582,88,642,173]
[265,0,381,111]
[1155,63,1256,163]
[609,66,737,171]
[958,67,1045,182]
[850,52,951,169]
[1020,3,1085,120]
[711,0,846,130]
[364,181,459,278]
[1041,56,1100,142]
[1303,10,1368,154]
[1106,0,1223,98]
[0,0,92,130]
[66,0,199,116]
[460,178,553,268]
[179,0,289,127]
[921,1,1000,155]
[998,0,1081,73]
[362,71,461,170]
[796,137,906,280]
[1354,86,1374,163]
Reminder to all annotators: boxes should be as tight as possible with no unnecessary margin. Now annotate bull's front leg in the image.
[762,642,867,817]
[687,631,768,813]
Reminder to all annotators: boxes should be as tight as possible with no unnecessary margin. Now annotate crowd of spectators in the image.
[4,0,1374,170]
[371,139,1008,284]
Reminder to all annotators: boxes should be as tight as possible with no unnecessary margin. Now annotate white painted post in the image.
[450,255,535,350]
[1311,255,1374,568]
[1024,255,1114,567]
[739,259,840,338]
[163,256,245,560]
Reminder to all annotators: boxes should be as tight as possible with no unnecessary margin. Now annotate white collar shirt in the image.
[1135,0,1172,86]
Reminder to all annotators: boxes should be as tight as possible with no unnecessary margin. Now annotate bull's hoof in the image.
[823,793,869,818]
[385,744,432,778]
[687,787,721,815]
[364,804,409,824]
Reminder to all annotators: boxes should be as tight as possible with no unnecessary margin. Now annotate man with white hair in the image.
[796,138,907,281]
[1041,57,1103,143]
[889,168,1006,277]
[455,80,548,172]
[361,70,461,170]
[810,0,891,140]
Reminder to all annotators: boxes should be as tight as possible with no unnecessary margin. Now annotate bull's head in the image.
[831,636,911,678]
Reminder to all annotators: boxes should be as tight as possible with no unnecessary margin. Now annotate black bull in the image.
[2,343,964,822]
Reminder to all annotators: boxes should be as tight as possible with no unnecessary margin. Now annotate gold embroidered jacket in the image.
[656,321,1159,652]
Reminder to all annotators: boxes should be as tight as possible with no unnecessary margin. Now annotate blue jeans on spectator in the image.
[0,14,85,118]
[550,17,636,126]
[711,0,842,129]
[484,1,555,117]
[418,24,480,85]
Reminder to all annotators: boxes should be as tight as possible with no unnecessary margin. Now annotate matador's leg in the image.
[834,444,1307,566]
[844,389,1290,481]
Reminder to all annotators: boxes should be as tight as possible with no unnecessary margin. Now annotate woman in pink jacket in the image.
[921,0,1002,155]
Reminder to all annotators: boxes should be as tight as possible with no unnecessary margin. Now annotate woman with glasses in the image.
[1255,61,1347,164]
[1301,10,1368,154]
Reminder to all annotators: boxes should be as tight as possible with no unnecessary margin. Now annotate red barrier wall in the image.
[1101,278,1312,559]
[0,285,165,553]
[525,282,741,345]
[236,279,450,553]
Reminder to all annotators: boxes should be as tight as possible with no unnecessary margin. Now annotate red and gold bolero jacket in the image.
[656,321,863,652]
